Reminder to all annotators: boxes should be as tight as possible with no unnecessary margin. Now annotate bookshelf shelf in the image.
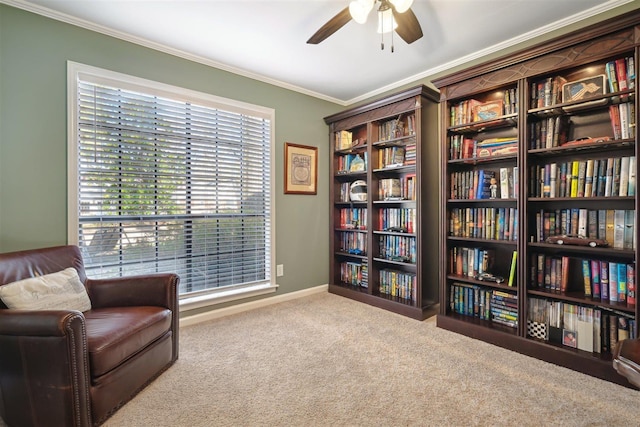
[435,10,640,387]
[325,85,439,320]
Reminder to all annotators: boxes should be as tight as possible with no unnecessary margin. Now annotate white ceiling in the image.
[5,0,634,105]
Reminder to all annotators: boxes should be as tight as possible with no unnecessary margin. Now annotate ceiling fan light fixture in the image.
[349,0,374,24]
[389,0,413,14]
[377,8,397,34]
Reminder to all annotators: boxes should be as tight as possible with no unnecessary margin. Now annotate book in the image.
[584,159,595,197]
[582,259,592,297]
[617,263,627,302]
[627,264,636,306]
[591,259,601,299]
[508,251,517,287]
[629,156,636,196]
[613,209,626,249]
[499,167,510,199]
[619,156,630,196]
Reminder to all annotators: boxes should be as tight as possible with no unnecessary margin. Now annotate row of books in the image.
[609,102,636,140]
[340,260,368,288]
[530,156,636,199]
[378,208,415,233]
[377,146,406,169]
[449,246,495,279]
[530,254,636,304]
[403,144,416,165]
[379,269,416,302]
[449,283,518,328]
[449,91,515,126]
[336,153,367,174]
[533,208,635,250]
[377,235,416,264]
[528,298,635,354]
[339,231,367,255]
[450,207,518,241]
[605,56,635,93]
[449,135,518,160]
[530,76,567,109]
[378,176,416,201]
[529,116,569,149]
[378,114,416,141]
[339,208,367,230]
[335,130,354,151]
[450,167,517,200]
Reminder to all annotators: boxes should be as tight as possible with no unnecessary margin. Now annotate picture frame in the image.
[561,75,606,103]
[284,142,317,195]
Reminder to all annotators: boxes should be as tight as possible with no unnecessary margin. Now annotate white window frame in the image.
[67,61,277,311]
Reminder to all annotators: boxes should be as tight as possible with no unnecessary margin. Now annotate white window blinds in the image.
[71,68,273,297]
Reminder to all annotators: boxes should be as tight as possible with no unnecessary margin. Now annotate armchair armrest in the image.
[0,310,92,427]
[0,309,85,336]
[86,273,179,310]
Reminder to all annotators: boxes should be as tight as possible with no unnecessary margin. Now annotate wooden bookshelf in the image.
[324,85,439,320]
[434,10,640,387]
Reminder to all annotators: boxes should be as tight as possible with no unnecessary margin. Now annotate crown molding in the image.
[1,0,348,106]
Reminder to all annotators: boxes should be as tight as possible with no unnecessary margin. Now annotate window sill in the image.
[179,283,279,313]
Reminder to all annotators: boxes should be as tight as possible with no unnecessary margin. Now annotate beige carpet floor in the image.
[98,292,640,426]
[3,292,640,426]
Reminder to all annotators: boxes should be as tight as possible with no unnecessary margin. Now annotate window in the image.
[67,62,276,305]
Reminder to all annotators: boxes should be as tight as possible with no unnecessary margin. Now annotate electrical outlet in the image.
[276,264,284,277]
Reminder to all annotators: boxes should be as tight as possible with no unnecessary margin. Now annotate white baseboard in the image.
[179,284,328,327]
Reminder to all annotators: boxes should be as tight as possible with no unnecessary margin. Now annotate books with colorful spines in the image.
[606,60,619,92]
[570,161,580,197]
[577,161,587,197]
[591,259,601,299]
[559,256,568,293]
[609,261,619,302]
[627,264,636,306]
[617,263,627,303]
[609,105,622,139]
[615,58,629,91]
[582,259,592,297]
[600,261,610,301]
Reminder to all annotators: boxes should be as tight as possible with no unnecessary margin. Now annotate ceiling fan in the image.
[307,0,423,50]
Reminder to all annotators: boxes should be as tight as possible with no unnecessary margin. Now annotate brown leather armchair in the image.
[0,245,179,426]
[613,338,640,388]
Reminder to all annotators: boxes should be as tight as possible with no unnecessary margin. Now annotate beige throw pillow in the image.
[0,267,91,312]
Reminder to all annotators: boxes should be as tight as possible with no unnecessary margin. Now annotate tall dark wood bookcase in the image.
[434,10,640,386]
[324,85,439,320]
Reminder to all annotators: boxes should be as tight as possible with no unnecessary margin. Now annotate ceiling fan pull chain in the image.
[380,9,385,50]
[391,26,394,53]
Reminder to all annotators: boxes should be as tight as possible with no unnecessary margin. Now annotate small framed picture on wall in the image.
[284,142,317,195]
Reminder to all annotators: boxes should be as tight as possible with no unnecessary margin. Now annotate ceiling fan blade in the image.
[392,7,423,44]
[307,7,352,44]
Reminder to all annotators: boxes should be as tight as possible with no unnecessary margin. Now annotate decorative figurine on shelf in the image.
[489,176,498,199]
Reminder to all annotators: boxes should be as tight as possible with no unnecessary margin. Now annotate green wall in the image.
[1,3,638,312]
[0,5,342,301]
